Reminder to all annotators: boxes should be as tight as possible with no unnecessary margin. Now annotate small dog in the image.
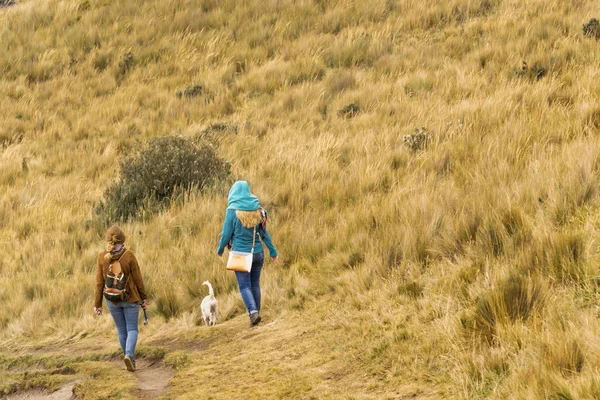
[201,280,218,327]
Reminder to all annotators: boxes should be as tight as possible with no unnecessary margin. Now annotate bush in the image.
[176,84,212,101]
[114,51,134,84]
[516,61,547,81]
[403,127,432,152]
[583,18,600,40]
[95,135,230,222]
[338,103,360,119]
[198,122,239,143]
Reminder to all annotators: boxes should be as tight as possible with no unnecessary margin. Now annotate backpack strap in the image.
[258,208,268,239]
[119,250,131,286]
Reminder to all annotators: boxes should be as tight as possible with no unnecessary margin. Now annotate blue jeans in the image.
[235,252,264,315]
[107,301,140,361]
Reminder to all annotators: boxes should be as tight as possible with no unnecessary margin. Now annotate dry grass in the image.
[2,0,600,398]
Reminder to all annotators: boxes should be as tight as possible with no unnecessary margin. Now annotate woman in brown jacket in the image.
[94,226,148,372]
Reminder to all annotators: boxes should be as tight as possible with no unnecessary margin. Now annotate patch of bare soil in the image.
[5,357,174,400]
[110,358,174,399]
[129,359,174,400]
[3,381,78,400]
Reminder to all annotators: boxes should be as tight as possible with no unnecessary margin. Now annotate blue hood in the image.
[227,181,260,210]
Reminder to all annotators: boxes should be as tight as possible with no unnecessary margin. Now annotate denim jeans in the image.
[107,301,140,361]
[235,252,264,314]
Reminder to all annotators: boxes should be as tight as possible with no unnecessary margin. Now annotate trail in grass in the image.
[114,358,174,400]
[4,355,175,400]
[4,381,78,400]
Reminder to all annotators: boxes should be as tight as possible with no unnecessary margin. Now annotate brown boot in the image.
[124,355,136,372]
[250,312,262,327]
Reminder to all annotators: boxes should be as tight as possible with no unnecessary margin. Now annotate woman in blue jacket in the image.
[217,181,278,327]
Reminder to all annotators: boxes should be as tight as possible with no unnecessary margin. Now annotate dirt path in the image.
[4,358,174,400]
[3,382,78,400]
[120,359,174,400]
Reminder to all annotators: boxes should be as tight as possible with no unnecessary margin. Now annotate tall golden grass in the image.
[2,0,600,398]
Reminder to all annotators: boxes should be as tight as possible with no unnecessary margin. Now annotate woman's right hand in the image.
[93,307,102,316]
[271,256,279,263]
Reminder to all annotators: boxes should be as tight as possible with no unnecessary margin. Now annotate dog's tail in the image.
[202,280,215,299]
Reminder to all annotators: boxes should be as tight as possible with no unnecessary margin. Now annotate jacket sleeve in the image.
[94,254,104,308]
[260,227,278,257]
[217,209,235,255]
[129,252,147,301]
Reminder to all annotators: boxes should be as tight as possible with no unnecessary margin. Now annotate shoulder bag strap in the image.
[251,226,256,254]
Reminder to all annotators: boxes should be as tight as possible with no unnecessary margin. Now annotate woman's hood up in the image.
[227,181,260,211]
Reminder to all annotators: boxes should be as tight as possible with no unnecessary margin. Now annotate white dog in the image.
[201,280,218,327]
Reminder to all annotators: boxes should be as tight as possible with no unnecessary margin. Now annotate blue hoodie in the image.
[217,182,278,257]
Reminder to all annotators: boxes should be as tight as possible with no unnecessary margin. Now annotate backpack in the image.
[259,208,268,234]
[103,250,130,302]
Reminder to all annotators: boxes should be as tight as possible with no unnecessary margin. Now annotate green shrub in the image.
[338,103,360,119]
[583,18,600,39]
[95,135,230,222]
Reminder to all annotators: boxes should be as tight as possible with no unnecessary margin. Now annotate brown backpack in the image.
[103,250,130,302]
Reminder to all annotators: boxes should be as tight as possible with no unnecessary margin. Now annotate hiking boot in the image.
[124,355,135,372]
[250,312,262,327]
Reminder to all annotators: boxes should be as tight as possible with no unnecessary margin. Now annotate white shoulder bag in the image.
[226,226,256,273]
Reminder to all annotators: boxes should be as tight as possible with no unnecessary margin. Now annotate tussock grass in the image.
[3,0,600,398]
[464,274,548,344]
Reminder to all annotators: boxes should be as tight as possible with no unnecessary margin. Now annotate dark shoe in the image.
[124,355,135,372]
[250,312,262,327]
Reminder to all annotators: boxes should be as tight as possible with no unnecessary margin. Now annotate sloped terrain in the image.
[3,0,600,398]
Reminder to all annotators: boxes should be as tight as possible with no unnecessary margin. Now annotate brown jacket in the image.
[95,250,147,308]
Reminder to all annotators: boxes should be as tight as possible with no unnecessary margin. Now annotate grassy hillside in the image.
[2,0,600,398]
